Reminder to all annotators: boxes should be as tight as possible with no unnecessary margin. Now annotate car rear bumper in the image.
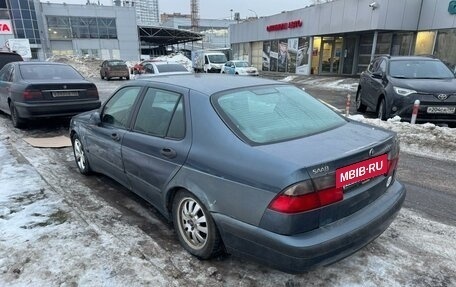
[213,180,406,273]
[207,68,222,73]
[107,71,130,77]
[15,100,101,118]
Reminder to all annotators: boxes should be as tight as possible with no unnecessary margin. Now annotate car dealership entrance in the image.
[230,0,456,76]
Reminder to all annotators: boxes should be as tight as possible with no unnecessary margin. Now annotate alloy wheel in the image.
[177,197,208,250]
[73,138,87,171]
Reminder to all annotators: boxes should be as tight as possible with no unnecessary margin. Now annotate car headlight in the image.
[393,86,416,96]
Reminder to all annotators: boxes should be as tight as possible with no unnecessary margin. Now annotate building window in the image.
[434,29,456,71]
[91,49,99,58]
[358,34,374,73]
[414,31,436,56]
[46,16,117,40]
[391,33,413,56]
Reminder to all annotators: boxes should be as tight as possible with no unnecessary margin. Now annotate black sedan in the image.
[357,55,456,124]
[0,62,101,128]
[70,75,405,273]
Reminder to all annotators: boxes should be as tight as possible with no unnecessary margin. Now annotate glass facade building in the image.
[46,16,117,40]
[7,0,40,44]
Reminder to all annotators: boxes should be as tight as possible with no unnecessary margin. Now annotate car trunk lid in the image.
[258,121,399,234]
[22,80,99,101]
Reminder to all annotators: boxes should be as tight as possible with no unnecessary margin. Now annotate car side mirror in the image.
[372,71,384,79]
[89,111,101,126]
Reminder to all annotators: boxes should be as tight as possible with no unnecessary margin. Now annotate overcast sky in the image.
[49,0,317,19]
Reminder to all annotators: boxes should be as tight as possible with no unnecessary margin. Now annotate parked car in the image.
[221,60,259,76]
[70,75,405,273]
[0,51,23,70]
[357,55,456,124]
[100,59,130,80]
[0,62,101,128]
[135,62,191,78]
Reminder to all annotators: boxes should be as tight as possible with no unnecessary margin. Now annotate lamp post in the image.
[248,9,258,18]
[230,9,233,20]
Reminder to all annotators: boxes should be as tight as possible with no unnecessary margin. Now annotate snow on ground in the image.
[349,115,456,162]
[289,76,359,91]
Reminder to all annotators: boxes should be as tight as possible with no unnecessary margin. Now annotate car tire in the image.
[356,87,367,113]
[126,75,130,80]
[72,134,92,175]
[9,102,25,129]
[377,98,387,121]
[172,190,223,259]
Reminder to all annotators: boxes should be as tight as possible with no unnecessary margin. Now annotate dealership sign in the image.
[0,20,13,34]
[267,20,302,32]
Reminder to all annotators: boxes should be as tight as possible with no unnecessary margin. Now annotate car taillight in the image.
[269,175,343,214]
[386,137,400,186]
[23,89,43,100]
[87,87,99,98]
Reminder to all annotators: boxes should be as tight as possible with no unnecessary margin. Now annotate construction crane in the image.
[191,0,199,32]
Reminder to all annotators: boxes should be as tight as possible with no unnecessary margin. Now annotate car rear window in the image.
[389,60,454,79]
[235,62,249,67]
[213,85,346,145]
[20,64,84,80]
[0,53,23,70]
[108,60,127,66]
[156,64,188,73]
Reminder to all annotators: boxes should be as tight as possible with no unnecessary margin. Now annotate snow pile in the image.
[47,55,103,79]
[280,76,297,82]
[283,76,359,91]
[350,115,456,162]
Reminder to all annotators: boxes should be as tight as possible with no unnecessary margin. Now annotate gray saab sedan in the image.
[70,75,405,273]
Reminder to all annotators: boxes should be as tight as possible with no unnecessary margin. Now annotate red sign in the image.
[267,20,302,32]
[0,20,12,34]
[336,154,388,188]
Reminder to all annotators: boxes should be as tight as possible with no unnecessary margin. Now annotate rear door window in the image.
[133,88,184,138]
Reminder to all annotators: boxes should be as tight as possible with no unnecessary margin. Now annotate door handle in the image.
[111,133,120,141]
[160,148,177,159]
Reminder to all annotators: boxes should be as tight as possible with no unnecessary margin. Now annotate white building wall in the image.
[40,3,139,61]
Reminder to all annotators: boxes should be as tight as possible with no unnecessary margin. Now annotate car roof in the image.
[17,61,71,66]
[382,56,440,61]
[135,74,284,95]
[149,61,182,65]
